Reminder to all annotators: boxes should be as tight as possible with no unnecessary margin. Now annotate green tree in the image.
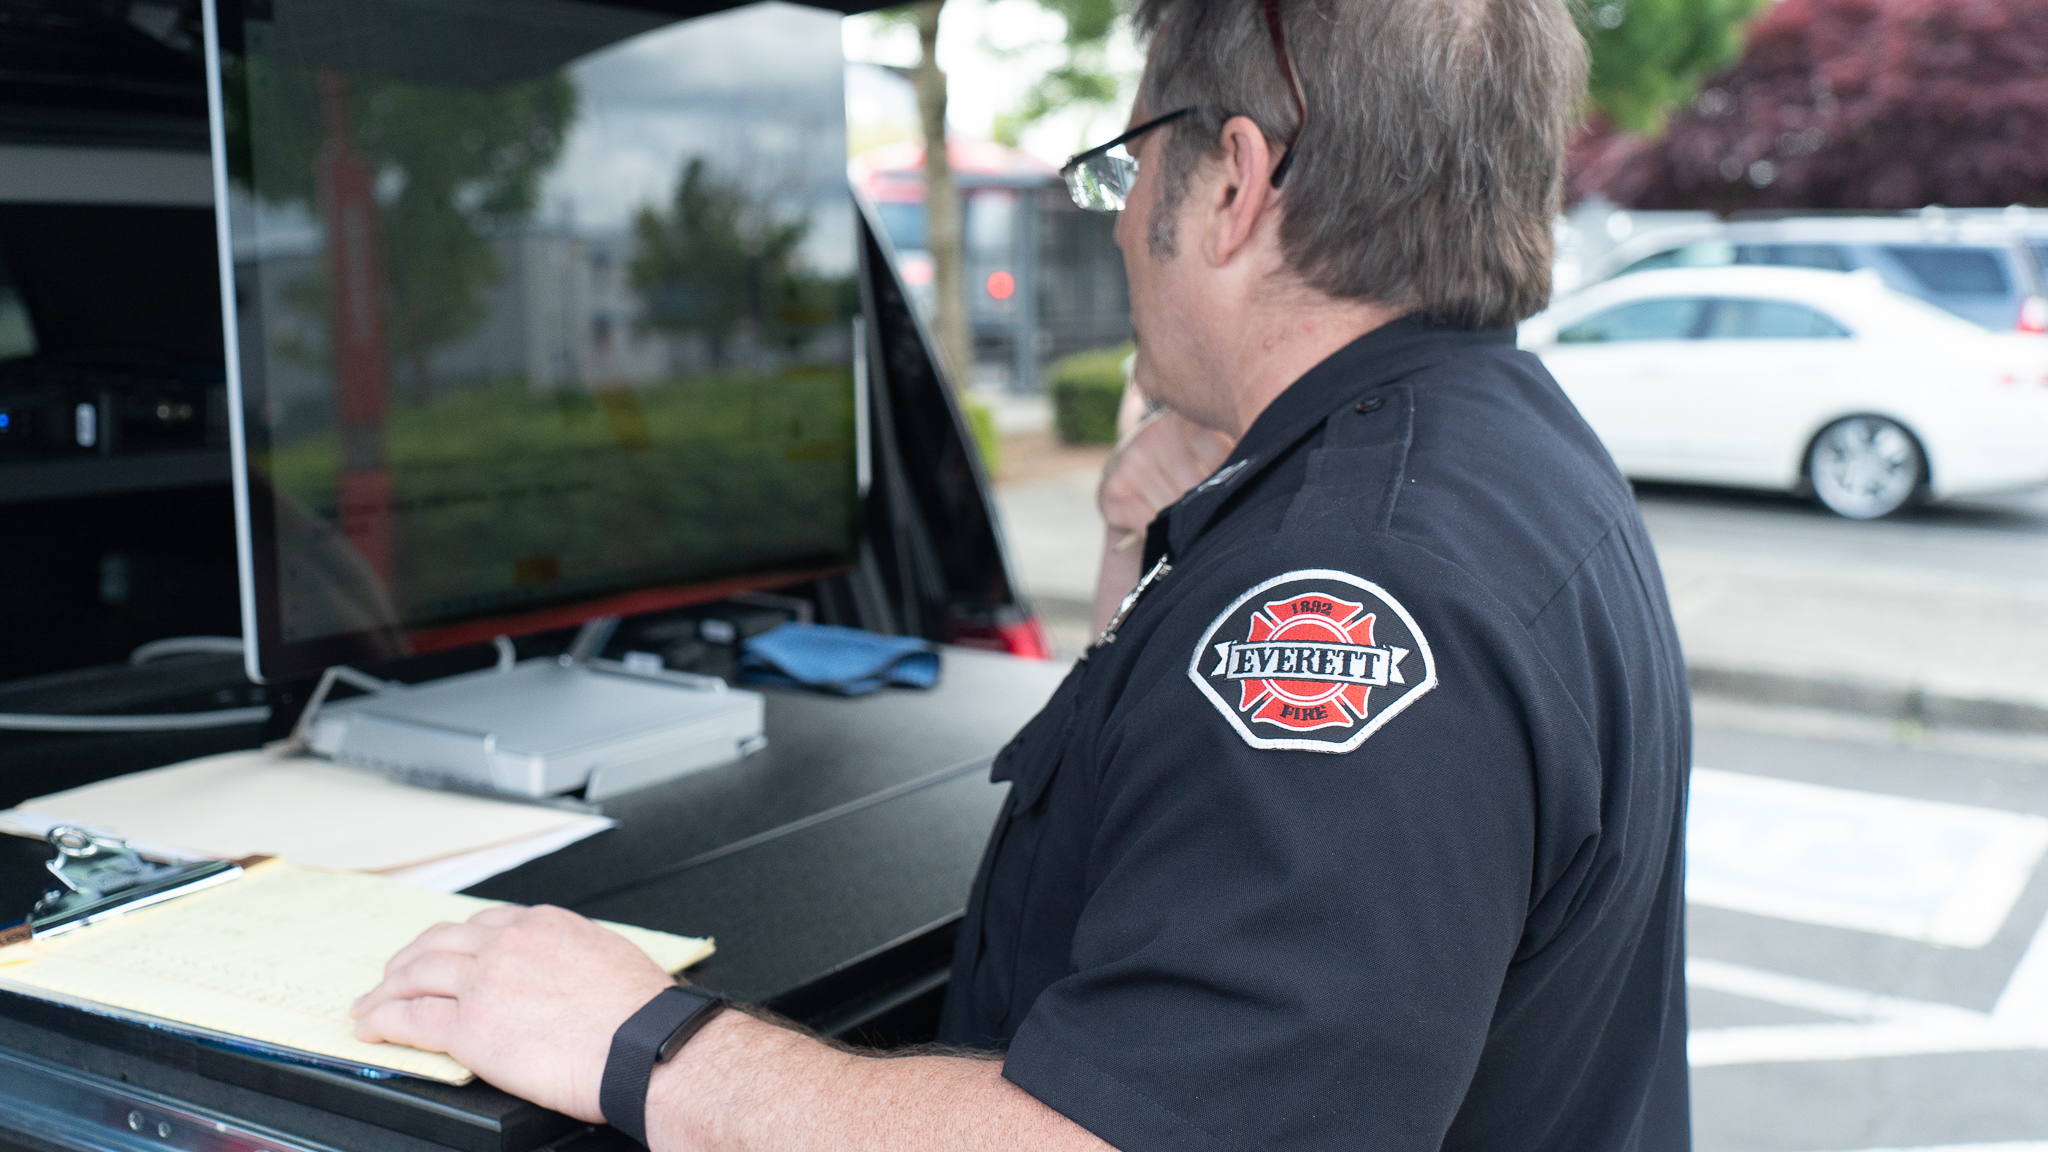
[867,2,973,391]
[1580,0,1766,134]
[628,157,812,366]
[864,0,1118,390]
[990,0,1121,148]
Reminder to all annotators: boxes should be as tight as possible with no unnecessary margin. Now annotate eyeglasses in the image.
[1060,107,1194,212]
[1059,0,1309,213]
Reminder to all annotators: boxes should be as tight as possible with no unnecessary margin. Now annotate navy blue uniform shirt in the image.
[937,315,1692,1152]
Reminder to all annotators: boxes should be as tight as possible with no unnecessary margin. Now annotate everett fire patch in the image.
[1188,569,1437,753]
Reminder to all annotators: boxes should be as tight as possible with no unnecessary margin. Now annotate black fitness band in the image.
[600,985,728,1145]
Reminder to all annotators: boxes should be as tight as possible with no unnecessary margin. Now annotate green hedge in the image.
[1049,342,1133,445]
[963,396,1000,476]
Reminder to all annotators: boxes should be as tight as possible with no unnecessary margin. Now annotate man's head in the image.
[1114,0,1586,430]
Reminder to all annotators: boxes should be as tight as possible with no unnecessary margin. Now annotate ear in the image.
[1199,115,1281,268]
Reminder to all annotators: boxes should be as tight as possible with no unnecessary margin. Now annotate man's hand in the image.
[1091,384,1236,634]
[1097,405,1237,551]
[351,904,673,1122]
[354,905,1113,1151]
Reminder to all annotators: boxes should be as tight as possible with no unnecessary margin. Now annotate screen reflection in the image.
[220,0,859,653]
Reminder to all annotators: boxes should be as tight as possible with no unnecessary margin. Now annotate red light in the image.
[2019,295,2048,335]
[950,613,1054,660]
[902,258,934,286]
[985,270,1016,300]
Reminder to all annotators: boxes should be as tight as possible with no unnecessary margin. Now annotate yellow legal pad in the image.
[0,860,713,1084]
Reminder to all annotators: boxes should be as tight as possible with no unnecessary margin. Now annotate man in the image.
[352,0,1693,1147]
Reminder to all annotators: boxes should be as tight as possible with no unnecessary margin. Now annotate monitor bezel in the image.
[201,0,862,684]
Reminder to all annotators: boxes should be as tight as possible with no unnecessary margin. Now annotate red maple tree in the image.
[1571,0,2048,210]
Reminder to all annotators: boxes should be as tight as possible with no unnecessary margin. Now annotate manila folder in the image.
[0,859,713,1084]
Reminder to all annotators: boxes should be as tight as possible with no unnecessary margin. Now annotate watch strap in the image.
[600,985,728,1145]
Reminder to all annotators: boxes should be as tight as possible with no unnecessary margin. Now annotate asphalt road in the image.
[1634,481,2048,588]
[1688,696,2048,1152]
[1615,482,2048,1151]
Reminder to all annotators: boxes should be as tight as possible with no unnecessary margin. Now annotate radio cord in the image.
[0,637,272,732]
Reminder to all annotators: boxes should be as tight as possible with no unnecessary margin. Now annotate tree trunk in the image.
[912,0,972,392]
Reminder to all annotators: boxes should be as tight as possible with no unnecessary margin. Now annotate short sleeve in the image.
[1000,536,1558,1152]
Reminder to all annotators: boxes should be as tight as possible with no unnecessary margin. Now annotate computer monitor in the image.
[202,0,863,683]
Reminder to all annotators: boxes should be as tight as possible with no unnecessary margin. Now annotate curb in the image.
[1688,663,2048,736]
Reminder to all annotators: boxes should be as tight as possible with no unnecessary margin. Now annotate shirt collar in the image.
[1151,314,1514,563]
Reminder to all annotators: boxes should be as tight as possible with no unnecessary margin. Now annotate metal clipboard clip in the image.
[0,827,243,946]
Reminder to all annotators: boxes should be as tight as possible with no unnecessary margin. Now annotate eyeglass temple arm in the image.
[1061,107,1195,173]
[1261,0,1306,186]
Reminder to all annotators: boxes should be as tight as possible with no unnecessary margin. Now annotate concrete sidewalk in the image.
[1646,496,2048,734]
[993,450,2048,734]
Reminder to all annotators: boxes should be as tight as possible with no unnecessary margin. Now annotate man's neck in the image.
[1214,295,1404,437]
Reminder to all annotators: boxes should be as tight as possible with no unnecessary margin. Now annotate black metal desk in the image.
[0,648,1064,1152]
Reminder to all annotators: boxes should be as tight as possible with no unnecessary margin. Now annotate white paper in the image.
[1,748,615,892]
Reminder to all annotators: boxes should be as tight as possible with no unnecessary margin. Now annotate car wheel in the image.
[1807,416,1923,519]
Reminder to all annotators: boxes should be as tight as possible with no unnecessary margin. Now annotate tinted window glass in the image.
[225,0,860,652]
[965,190,1015,261]
[1735,243,1850,272]
[0,252,32,361]
[1558,298,1707,343]
[1704,299,1851,339]
[1618,242,1735,276]
[874,202,928,252]
[1885,246,2011,295]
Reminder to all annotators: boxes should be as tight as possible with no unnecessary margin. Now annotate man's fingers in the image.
[384,921,494,976]
[353,994,461,1051]
[355,950,476,1019]
[1162,421,1234,485]
[1100,408,1241,537]
[1125,455,1188,514]
[467,904,533,928]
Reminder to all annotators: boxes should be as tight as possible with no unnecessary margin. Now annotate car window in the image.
[1868,286,1999,339]
[1734,243,1851,272]
[0,252,33,362]
[1883,245,2012,295]
[874,201,927,252]
[1617,242,1735,277]
[2031,242,2048,287]
[1557,298,1707,343]
[964,190,1015,261]
[1703,298,1852,340]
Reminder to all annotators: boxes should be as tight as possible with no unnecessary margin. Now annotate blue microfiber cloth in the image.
[737,623,941,696]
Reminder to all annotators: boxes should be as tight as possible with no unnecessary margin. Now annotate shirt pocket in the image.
[990,659,1090,815]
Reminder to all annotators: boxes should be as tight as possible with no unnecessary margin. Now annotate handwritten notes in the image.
[0,860,712,1083]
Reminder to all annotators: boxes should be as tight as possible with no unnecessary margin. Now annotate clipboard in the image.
[0,827,246,947]
[0,845,714,1084]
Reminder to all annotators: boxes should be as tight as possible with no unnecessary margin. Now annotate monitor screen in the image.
[205,0,861,682]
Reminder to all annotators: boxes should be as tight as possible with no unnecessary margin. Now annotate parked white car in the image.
[1522,266,2048,518]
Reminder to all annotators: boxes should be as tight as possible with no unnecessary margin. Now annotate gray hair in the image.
[1134,0,1586,328]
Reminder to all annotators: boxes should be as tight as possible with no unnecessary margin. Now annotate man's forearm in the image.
[646,1011,1110,1152]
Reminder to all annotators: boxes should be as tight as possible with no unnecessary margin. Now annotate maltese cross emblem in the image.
[1188,569,1437,753]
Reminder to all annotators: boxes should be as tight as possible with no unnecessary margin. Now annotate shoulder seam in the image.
[1526,516,1631,631]
[1377,526,1609,751]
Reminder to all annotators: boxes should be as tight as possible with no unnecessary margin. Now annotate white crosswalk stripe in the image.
[1688,769,2048,1066]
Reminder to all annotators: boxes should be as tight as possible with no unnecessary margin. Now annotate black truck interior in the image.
[0,3,1061,1149]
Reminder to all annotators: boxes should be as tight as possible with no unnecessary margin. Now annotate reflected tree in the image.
[629,157,815,367]
[229,62,577,399]
[359,78,577,398]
